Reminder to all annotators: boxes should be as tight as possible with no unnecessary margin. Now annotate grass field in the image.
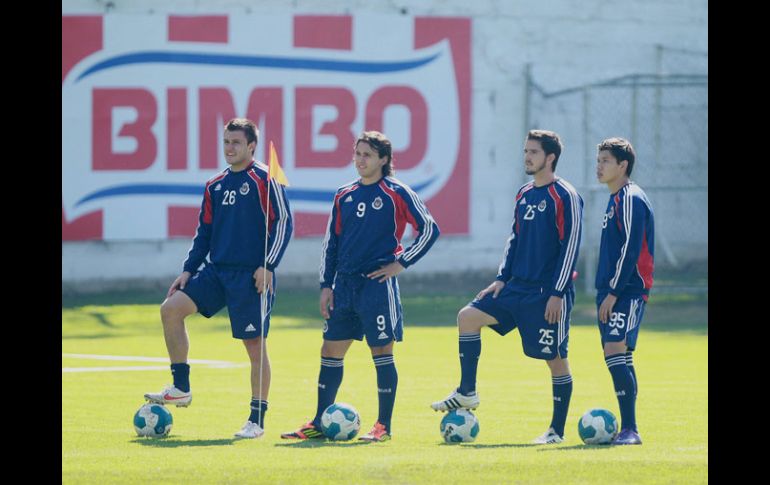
[62,290,708,484]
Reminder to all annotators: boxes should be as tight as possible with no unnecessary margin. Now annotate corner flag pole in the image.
[258,152,272,429]
[258,141,288,428]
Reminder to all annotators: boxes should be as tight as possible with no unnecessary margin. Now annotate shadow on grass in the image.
[132,437,237,447]
[450,442,542,449]
[274,439,371,448]
[537,444,616,451]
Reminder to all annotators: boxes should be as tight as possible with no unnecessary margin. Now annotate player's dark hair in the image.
[356,131,393,177]
[597,137,636,176]
[527,129,563,171]
[225,118,259,154]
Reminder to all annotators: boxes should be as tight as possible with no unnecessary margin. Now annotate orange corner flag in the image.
[268,141,290,186]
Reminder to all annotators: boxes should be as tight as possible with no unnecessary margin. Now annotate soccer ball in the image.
[320,402,361,440]
[133,403,173,437]
[577,408,618,444]
[440,409,479,443]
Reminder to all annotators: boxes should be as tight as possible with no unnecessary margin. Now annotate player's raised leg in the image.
[144,290,197,407]
[431,305,496,412]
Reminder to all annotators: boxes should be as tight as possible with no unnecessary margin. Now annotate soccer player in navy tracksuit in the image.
[595,137,654,445]
[144,118,293,439]
[431,130,583,444]
[281,131,440,442]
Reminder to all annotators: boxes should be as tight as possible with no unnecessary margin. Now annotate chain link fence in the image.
[524,46,707,294]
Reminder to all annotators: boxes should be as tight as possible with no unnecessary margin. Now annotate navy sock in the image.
[606,353,636,431]
[374,354,398,433]
[312,357,344,428]
[170,363,190,392]
[248,399,268,428]
[626,352,637,397]
[550,374,573,437]
[458,333,481,395]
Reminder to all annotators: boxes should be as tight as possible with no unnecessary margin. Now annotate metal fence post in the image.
[582,87,596,295]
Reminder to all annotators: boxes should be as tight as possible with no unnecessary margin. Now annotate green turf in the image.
[62,292,707,484]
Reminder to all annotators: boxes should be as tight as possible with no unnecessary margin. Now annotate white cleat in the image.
[533,427,564,444]
[234,421,264,439]
[144,384,192,407]
[430,389,480,412]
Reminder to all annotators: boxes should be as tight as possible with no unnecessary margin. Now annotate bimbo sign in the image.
[62,14,471,240]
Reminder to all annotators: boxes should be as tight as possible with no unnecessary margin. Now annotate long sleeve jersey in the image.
[183,160,293,274]
[319,176,440,288]
[496,178,583,297]
[595,182,655,299]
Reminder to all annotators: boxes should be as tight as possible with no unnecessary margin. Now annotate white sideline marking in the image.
[62,353,245,373]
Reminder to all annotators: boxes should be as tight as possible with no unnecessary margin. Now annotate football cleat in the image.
[234,421,264,439]
[144,384,192,407]
[612,428,642,445]
[533,427,564,444]
[430,389,480,412]
[358,422,391,442]
[280,420,324,440]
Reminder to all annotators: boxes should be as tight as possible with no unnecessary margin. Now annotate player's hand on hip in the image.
[476,280,504,300]
[253,267,274,294]
[544,295,563,324]
[598,293,618,324]
[320,287,334,319]
[367,261,405,283]
[167,272,192,298]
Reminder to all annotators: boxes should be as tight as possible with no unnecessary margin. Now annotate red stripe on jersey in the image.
[637,230,654,290]
[548,185,565,240]
[379,181,414,256]
[203,173,227,224]
[614,194,622,231]
[203,188,213,224]
[248,170,276,232]
[333,185,360,236]
[293,15,352,50]
[168,15,228,43]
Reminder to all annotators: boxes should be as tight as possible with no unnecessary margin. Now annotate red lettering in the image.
[295,87,355,168]
[199,88,236,169]
[92,88,157,170]
[167,88,187,170]
[366,86,427,170]
[246,88,284,164]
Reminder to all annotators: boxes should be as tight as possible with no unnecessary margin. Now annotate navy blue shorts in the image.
[323,273,403,347]
[470,281,573,360]
[180,263,274,340]
[596,292,646,351]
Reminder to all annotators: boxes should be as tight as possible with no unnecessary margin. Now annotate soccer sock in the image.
[248,399,268,428]
[626,351,638,397]
[170,363,190,392]
[374,354,398,433]
[606,353,636,431]
[312,357,344,428]
[549,374,573,437]
[458,333,481,395]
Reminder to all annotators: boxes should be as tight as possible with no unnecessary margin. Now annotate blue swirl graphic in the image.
[76,51,440,82]
[74,177,437,207]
